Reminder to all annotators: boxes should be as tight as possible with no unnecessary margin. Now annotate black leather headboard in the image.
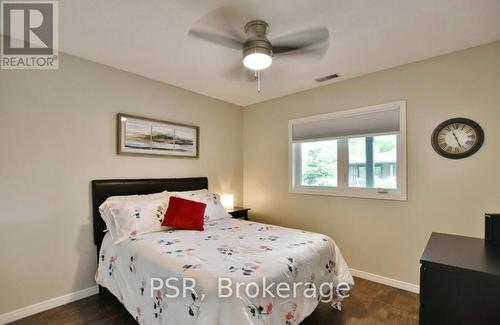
[92,177,208,249]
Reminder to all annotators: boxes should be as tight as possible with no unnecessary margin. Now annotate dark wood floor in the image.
[10,277,419,325]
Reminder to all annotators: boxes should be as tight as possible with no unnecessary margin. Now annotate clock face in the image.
[431,118,484,159]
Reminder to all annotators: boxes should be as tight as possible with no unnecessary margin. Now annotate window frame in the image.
[289,101,407,201]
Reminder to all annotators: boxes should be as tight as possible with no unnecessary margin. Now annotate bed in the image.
[92,178,353,325]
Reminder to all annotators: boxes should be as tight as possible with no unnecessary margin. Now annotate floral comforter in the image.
[96,217,353,325]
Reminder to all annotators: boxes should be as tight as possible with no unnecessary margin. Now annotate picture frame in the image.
[117,113,199,158]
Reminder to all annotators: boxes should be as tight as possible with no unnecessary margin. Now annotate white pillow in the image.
[99,191,169,244]
[167,189,208,196]
[170,191,231,222]
[138,191,169,200]
[112,197,169,243]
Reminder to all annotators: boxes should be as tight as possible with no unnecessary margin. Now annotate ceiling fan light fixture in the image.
[243,48,272,70]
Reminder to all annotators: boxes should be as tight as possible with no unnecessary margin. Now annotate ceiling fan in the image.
[188,8,329,93]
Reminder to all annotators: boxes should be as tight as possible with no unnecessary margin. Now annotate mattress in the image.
[96,217,353,325]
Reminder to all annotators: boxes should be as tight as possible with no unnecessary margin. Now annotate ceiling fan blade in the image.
[188,28,243,50]
[190,6,249,41]
[272,27,329,54]
[273,43,329,61]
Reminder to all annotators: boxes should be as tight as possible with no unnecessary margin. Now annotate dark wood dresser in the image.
[420,232,500,324]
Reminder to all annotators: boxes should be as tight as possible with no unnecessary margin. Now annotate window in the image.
[300,139,338,187]
[348,134,398,189]
[289,101,406,200]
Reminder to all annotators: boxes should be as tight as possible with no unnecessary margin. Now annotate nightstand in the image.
[227,207,250,220]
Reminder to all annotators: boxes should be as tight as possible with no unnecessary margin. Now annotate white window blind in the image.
[292,107,400,141]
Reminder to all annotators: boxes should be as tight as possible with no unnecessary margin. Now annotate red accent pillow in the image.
[162,197,206,231]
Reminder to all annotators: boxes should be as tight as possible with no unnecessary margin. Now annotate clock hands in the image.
[451,131,463,149]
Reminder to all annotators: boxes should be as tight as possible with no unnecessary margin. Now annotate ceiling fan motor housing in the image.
[243,20,273,59]
[245,20,269,38]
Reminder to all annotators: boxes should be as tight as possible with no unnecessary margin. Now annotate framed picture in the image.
[117,113,199,158]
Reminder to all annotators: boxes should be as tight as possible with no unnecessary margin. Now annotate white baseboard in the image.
[351,268,420,294]
[0,286,99,325]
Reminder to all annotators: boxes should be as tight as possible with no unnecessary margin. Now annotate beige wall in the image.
[243,41,500,286]
[0,53,243,314]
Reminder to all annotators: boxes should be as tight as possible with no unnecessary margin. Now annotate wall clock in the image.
[431,118,484,159]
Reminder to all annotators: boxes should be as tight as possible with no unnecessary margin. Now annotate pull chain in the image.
[257,70,261,93]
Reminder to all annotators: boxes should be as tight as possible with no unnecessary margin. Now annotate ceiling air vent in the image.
[315,74,339,83]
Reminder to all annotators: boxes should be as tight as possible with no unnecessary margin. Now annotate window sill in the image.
[288,187,407,201]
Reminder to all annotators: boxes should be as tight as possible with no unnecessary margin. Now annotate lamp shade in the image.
[220,194,234,210]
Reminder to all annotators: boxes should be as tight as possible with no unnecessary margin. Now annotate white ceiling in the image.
[59,0,500,106]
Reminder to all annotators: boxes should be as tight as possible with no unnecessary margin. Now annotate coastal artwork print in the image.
[117,113,198,157]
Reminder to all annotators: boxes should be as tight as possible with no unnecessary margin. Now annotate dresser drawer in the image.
[420,262,500,324]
